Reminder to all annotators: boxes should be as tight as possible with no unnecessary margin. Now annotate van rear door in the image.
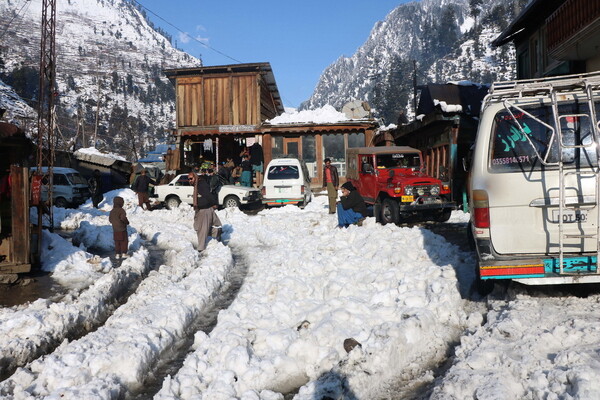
[484,100,599,255]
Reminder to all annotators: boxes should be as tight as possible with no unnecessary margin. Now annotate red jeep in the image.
[346,146,455,224]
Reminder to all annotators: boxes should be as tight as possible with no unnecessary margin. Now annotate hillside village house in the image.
[164,62,380,186]
[492,0,600,78]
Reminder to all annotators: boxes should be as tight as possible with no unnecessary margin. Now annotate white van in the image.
[469,72,600,288]
[262,158,312,207]
[32,167,91,208]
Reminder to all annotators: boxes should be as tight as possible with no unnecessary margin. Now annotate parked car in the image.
[30,167,91,208]
[469,72,600,288]
[346,146,454,224]
[261,158,312,208]
[154,174,261,209]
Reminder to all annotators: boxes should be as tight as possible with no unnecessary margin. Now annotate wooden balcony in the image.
[547,0,600,59]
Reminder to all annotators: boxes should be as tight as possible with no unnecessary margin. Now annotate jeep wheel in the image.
[223,195,241,209]
[165,196,181,210]
[380,198,399,225]
[435,208,452,222]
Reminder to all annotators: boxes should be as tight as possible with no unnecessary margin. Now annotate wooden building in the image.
[164,63,284,169]
[493,0,600,79]
[164,62,382,187]
[260,121,380,186]
[0,121,36,275]
[387,83,488,210]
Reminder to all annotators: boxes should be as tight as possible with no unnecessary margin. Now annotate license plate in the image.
[277,187,290,194]
[551,209,588,223]
[401,195,414,202]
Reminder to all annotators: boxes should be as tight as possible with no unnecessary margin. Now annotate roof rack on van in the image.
[487,71,600,101]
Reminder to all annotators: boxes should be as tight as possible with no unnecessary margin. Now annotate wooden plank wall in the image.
[176,74,261,128]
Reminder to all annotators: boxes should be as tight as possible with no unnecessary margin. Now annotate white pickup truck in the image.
[154,174,261,209]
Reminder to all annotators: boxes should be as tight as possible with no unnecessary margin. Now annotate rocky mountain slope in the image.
[0,0,200,160]
[302,0,529,124]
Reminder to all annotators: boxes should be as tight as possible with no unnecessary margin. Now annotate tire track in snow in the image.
[0,206,234,399]
[0,243,152,381]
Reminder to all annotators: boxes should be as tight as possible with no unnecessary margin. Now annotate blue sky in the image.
[136,0,408,109]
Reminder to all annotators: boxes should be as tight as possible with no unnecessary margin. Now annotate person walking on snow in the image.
[337,181,367,228]
[89,169,103,208]
[189,172,222,252]
[323,158,339,214]
[109,196,129,259]
[131,169,155,211]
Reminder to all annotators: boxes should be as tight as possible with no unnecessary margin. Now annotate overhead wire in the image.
[0,0,33,42]
[130,0,243,64]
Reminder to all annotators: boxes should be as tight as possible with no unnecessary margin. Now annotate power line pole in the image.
[37,0,57,231]
[413,59,418,120]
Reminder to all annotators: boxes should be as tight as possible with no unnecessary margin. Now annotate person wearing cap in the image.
[240,154,253,187]
[337,181,367,228]
[322,158,339,214]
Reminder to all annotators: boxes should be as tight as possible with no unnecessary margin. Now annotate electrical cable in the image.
[131,0,243,64]
[0,0,33,42]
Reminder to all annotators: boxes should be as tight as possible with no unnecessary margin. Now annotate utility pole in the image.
[413,60,418,120]
[37,0,57,231]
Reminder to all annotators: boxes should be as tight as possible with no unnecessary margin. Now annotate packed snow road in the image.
[1,189,599,399]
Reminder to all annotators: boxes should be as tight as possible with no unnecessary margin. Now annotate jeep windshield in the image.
[375,153,421,169]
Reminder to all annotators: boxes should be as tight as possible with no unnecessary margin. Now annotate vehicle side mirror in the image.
[388,170,395,178]
[462,157,470,172]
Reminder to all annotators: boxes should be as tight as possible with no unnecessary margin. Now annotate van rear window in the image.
[490,101,600,172]
[267,165,299,180]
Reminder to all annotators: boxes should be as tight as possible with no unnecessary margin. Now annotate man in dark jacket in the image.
[322,158,339,214]
[89,169,103,208]
[189,172,222,252]
[131,169,156,211]
[337,181,367,228]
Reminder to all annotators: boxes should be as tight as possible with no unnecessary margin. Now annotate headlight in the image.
[430,185,440,195]
[404,185,413,195]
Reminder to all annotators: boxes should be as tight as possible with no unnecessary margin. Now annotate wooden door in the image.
[284,137,301,158]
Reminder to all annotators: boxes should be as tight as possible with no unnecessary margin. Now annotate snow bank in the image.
[156,197,475,399]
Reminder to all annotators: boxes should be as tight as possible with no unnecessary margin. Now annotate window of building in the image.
[272,136,283,158]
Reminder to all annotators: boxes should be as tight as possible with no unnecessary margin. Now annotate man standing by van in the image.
[323,158,339,214]
[89,169,103,208]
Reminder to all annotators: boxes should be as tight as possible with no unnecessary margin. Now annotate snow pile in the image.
[431,294,600,399]
[0,190,234,398]
[267,105,351,124]
[156,199,474,399]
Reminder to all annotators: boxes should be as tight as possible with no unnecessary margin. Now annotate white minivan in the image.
[262,158,312,208]
[32,167,91,208]
[469,71,600,288]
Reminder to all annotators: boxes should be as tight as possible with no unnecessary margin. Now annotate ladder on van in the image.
[489,72,600,275]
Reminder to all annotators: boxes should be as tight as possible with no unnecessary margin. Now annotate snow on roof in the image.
[75,147,127,162]
[266,105,352,125]
[433,99,463,113]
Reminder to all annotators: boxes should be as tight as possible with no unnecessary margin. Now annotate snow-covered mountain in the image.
[301,0,529,124]
[0,0,200,160]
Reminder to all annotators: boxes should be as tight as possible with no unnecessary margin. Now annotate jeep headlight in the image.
[430,185,440,195]
[404,185,413,195]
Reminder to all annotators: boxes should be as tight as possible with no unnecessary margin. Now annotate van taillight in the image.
[301,185,305,194]
[472,190,490,228]
[261,187,266,196]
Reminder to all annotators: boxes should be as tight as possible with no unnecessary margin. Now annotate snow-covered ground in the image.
[1,192,600,399]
